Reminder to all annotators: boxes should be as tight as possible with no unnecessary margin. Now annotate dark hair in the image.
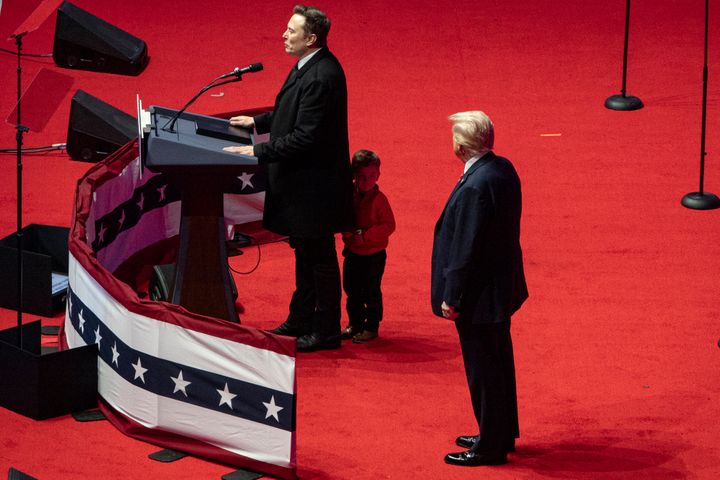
[293,5,331,47]
[352,149,381,170]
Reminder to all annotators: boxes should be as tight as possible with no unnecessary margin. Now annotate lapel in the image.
[450,152,494,200]
[435,152,495,231]
[277,48,328,97]
[277,64,299,96]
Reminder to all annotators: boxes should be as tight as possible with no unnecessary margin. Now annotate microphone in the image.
[220,62,264,79]
[162,62,263,132]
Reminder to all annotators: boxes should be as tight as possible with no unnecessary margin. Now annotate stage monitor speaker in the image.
[53,1,149,76]
[66,89,136,162]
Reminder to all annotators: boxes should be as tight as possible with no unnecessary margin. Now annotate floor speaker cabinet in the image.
[0,225,70,317]
[53,1,149,76]
[67,89,137,162]
[0,320,98,420]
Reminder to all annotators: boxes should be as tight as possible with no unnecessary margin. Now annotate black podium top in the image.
[143,106,257,174]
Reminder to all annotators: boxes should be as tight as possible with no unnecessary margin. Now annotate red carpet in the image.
[1,0,719,478]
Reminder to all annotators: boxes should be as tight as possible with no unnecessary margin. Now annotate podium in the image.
[141,106,259,322]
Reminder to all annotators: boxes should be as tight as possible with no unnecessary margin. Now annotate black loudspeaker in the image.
[149,264,238,303]
[53,1,149,76]
[8,467,39,480]
[67,90,137,162]
[0,224,70,317]
[0,320,98,420]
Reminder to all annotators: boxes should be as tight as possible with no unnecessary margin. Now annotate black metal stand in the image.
[605,0,643,111]
[0,5,97,424]
[682,0,720,210]
[13,33,28,349]
[1,7,99,423]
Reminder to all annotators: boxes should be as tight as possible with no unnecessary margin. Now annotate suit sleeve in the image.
[254,111,273,135]
[443,185,489,309]
[253,77,336,163]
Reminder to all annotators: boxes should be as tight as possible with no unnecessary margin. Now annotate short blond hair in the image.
[448,110,494,155]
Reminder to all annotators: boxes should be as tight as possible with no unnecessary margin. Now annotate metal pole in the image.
[620,0,631,97]
[15,33,25,349]
[698,0,709,194]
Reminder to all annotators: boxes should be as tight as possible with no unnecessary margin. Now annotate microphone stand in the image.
[605,0,643,111]
[162,75,244,133]
[681,0,720,210]
[11,31,30,349]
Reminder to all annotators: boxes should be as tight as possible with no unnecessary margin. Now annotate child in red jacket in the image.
[340,150,396,343]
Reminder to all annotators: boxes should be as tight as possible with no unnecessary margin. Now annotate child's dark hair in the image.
[351,149,381,170]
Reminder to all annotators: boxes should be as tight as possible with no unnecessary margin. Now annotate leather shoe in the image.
[268,321,307,338]
[455,435,478,449]
[444,450,507,466]
[456,435,515,452]
[352,330,378,343]
[340,325,362,340]
[296,333,341,352]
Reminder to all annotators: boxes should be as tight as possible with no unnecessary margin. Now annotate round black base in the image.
[605,94,644,111]
[681,191,720,210]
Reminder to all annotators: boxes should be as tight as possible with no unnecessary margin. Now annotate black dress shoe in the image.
[268,321,307,338]
[444,450,507,466]
[455,435,478,449]
[456,435,515,452]
[296,333,341,352]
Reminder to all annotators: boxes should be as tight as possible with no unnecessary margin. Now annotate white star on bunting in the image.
[132,358,148,383]
[171,370,191,397]
[98,224,107,243]
[238,172,254,190]
[94,326,102,347]
[217,383,237,409]
[263,395,284,421]
[78,309,86,333]
[111,342,120,366]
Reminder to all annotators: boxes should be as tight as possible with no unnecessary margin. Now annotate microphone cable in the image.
[228,241,261,275]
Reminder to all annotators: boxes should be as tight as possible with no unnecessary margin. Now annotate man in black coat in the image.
[431,111,528,466]
[225,5,353,351]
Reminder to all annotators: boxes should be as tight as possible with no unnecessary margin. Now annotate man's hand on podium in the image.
[225,116,256,155]
[223,145,255,156]
[229,115,255,128]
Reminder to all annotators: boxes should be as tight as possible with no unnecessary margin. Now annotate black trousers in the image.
[454,319,519,453]
[286,236,341,336]
[342,249,387,332]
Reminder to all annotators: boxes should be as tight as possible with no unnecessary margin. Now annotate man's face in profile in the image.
[283,14,313,58]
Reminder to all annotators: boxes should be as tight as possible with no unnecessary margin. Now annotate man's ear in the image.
[306,33,317,48]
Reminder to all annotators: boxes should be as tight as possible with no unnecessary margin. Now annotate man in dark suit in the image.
[224,5,353,351]
[431,111,528,466]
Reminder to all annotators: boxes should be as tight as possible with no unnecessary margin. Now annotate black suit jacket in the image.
[431,152,528,324]
[254,48,353,238]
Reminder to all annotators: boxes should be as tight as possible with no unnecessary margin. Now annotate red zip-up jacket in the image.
[341,185,396,255]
